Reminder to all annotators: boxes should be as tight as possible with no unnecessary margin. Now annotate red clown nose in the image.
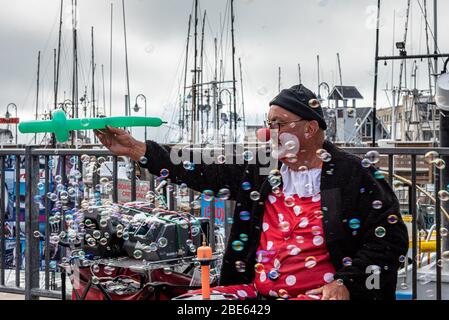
[256,128,271,142]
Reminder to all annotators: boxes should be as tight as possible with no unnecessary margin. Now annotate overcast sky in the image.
[1,0,448,143]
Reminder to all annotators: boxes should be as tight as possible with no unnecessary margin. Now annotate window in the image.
[364,120,372,137]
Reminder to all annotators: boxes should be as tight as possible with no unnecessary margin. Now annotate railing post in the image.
[112,156,118,203]
[131,161,137,201]
[25,147,40,300]
[410,155,417,300]
[434,164,442,300]
[0,156,5,287]
[15,155,21,287]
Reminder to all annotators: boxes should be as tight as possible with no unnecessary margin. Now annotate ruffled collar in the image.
[280,164,322,198]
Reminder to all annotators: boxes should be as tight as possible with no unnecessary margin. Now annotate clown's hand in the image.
[305,281,350,300]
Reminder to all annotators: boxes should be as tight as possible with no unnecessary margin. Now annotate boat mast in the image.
[35,51,41,144]
[109,2,113,117]
[372,0,381,146]
[182,14,192,142]
[200,10,206,142]
[122,0,131,126]
[91,26,96,119]
[55,0,63,111]
[191,0,198,143]
[278,67,281,93]
[230,0,238,143]
[239,57,246,129]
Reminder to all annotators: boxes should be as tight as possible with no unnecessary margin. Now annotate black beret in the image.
[269,84,327,130]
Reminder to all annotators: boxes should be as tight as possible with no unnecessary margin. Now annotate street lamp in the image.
[6,103,18,144]
[134,94,148,141]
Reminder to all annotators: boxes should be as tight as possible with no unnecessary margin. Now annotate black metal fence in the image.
[0,146,448,300]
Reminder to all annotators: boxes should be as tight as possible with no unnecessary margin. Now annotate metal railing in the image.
[0,146,448,300]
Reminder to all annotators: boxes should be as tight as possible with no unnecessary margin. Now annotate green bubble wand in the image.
[19,110,166,143]
[19,110,167,143]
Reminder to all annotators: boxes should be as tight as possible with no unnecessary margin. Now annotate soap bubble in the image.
[278,289,289,299]
[148,242,158,252]
[305,256,317,269]
[81,154,90,164]
[242,181,251,191]
[48,159,55,168]
[349,218,360,229]
[160,168,170,178]
[342,257,353,267]
[254,263,265,273]
[33,231,43,238]
[393,180,404,189]
[372,200,383,210]
[34,195,42,204]
[424,151,439,164]
[243,150,254,161]
[361,158,372,168]
[86,237,96,247]
[37,181,45,191]
[375,226,386,238]
[387,215,398,224]
[316,149,331,162]
[215,188,230,201]
[232,240,244,251]
[250,191,260,201]
[217,155,226,164]
[239,211,251,221]
[158,237,168,248]
[374,171,384,180]
[365,151,380,164]
[202,190,214,202]
[284,196,295,207]
[432,158,446,170]
[438,190,449,201]
[139,156,148,165]
[133,250,143,259]
[235,261,246,273]
[441,228,448,237]
[285,140,297,151]
[55,175,63,184]
[190,201,201,210]
[240,233,249,242]
[268,175,282,188]
[268,269,280,280]
[183,161,195,171]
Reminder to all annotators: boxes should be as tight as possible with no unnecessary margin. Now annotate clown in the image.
[95,84,408,300]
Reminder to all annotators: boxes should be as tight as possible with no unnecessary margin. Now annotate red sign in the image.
[0,118,19,124]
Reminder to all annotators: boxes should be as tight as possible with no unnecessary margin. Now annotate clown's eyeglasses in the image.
[265,119,308,131]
